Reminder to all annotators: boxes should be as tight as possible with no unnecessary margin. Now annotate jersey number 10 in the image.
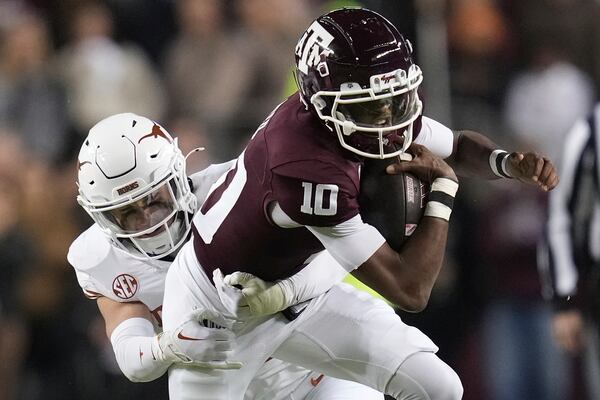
[300,182,339,216]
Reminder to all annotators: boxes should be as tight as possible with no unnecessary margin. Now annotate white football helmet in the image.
[77,113,197,260]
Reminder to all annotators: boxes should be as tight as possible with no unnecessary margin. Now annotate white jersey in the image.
[68,224,169,324]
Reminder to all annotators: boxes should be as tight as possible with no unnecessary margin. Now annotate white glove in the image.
[223,272,293,318]
[155,309,243,369]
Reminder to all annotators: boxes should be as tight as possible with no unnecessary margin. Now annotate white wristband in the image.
[424,202,453,221]
[424,178,458,221]
[489,149,512,178]
[430,177,459,197]
[500,153,512,178]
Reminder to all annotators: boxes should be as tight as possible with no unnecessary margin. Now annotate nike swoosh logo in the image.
[310,374,324,387]
[177,332,204,341]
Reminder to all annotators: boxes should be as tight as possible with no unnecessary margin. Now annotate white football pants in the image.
[163,242,462,400]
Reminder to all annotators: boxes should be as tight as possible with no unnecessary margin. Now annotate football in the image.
[358,157,429,252]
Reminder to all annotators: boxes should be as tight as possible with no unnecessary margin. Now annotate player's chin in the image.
[140,215,176,238]
[347,130,406,157]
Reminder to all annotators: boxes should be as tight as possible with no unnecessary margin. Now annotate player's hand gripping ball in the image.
[359,155,429,252]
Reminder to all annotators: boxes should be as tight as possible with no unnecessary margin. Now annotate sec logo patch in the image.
[113,274,138,299]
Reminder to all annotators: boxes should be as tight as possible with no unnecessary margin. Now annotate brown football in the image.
[358,157,429,252]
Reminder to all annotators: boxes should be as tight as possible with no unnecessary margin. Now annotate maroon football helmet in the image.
[295,8,423,159]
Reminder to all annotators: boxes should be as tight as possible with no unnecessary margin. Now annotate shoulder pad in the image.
[67,224,112,272]
[189,160,236,204]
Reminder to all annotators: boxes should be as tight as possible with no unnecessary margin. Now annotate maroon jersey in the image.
[192,93,362,281]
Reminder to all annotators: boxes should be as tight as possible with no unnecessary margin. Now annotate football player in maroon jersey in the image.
[161,8,558,400]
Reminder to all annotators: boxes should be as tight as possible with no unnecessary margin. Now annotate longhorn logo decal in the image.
[138,123,171,144]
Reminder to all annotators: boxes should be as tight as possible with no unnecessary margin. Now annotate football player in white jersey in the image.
[67,112,383,399]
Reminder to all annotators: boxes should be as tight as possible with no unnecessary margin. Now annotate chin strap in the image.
[131,218,183,257]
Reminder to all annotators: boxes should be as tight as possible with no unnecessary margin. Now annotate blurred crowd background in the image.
[0,0,599,399]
